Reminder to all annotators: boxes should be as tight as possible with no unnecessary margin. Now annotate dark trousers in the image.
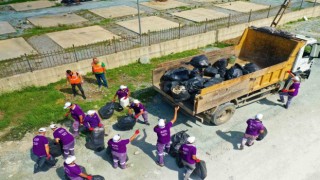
[34,156,56,173]
[71,84,85,96]
[95,73,108,88]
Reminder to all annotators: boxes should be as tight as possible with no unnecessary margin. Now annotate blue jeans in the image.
[95,73,108,88]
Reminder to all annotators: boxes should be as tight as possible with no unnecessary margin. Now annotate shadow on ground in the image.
[216,130,243,150]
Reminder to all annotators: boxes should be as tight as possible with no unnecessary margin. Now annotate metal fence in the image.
[0,0,318,78]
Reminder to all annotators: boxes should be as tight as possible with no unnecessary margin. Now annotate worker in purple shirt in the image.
[112,85,130,108]
[128,99,149,125]
[240,114,265,150]
[83,110,103,131]
[179,136,201,180]
[108,130,140,169]
[278,71,301,109]
[50,124,75,159]
[32,128,57,173]
[64,156,93,180]
[154,106,180,167]
[64,102,85,137]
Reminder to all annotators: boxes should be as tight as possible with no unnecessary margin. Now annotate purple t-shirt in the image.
[70,104,85,122]
[288,82,300,96]
[64,162,82,180]
[179,144,197,164]
[116,88,129,100]
[83,113,100,129]
[129,103,146,114]
[245,119,264,136]
[32,135,48,157]
[53,127,74,145]
[154,122,173,144]
[108,139,130,153]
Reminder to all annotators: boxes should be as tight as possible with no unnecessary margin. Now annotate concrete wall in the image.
[1,6,320,93]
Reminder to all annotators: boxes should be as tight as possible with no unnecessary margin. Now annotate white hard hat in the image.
[158,119,165,128]
[65,156,76,165]
[87,110,95,116]
[292,76,300,82]
[50,124,57,129]
[38,128,46,132]
[113,134,121,142]
[187,136,196,144]
[120,85,127,90]
[255,114,263,120]
[64,102,71,109]
[133,99,140,104]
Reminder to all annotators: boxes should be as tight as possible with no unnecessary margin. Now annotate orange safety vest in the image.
[92,62,104,74]
[67,72,81,84]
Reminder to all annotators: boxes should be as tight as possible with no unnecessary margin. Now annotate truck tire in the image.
[210,103,235,125]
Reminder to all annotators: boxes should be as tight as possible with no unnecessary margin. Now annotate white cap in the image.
[158,119,165,128]
[120,85,127,90]
[64,102,71,109]
[50,124,57,129]
[87,110,95,116]
[65,156,76,165]
[255,114,263,120]
[292,76,300,82]
[38,128,46,132]
[113,134,121,142]
[187,136,195,144]
[133,99,140,104]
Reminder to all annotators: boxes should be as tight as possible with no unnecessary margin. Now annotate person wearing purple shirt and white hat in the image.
[154,106,180,167]
[64,102,85,137]
[128,99,150,125]
[64,156,93,180]
[179,136,201,180]
[240,114,265,150]
[108,130,140,169]
[112,85,130,107]
[83,110,103,131]
[50,124,75,159]
[278,70,301,109]
[32,128,57,173]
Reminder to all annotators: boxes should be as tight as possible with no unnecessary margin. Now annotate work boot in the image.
[277,99,284,103]
[82,95,86,100]
[156,161,164,167]
[145,122,150,126]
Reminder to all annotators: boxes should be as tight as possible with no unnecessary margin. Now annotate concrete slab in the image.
[0,21,16,35]
[172,8,229,22]
[89,5,143,19]
[46,26,119,48]
[10,1,56,12]
[27,13,88,28]
[0,38,37,61]
[141,0,188,10]
[117,16,179,34]
[215,1,269,13]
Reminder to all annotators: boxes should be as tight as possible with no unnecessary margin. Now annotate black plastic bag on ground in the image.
[171,85,191,102]
[182,76,205,94]
[204,66,218,77]
[192,160,207,179]
[243,63,260,74]
[92,175,105,180]
[161,81,180,94]
[117,115,136,130]
[187,55,209,68]
[203,77,224,88]
[189,68,203,78]
[213,58,228,69]
[257,127,268,141]
[98,102,115,119]
[176,155,184,168]
[225,64,243,80]
[169,130,190,157]
[161,67,190,81]
[49,139,63,157]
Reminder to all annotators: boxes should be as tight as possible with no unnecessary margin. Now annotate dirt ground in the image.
[1,22,320,180]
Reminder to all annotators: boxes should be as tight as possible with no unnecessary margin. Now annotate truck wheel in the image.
[210,103,235,125]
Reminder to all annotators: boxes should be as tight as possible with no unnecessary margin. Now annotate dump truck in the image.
[152,26,320,125]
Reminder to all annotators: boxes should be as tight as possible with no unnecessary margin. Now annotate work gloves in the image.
[195,159,201,163]
[282,89,288,92]
[135,129,140,135]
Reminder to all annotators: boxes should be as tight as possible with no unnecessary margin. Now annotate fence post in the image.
[228,13,231,28]
[113,36,117,53]
[267,5,271,18]
[72,44,78,62]
[314,0,317,7]
[24,53,33,72]
[204,18,207,33]
[178,23,181,39]
[248,9,252,23]
[148,30,151,46]
[299,0,304,10]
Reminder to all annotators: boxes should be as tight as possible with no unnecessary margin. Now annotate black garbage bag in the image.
[204,66,218,77]
[187,55,209,68]
[49,139,63,157]
[169,130,190,157]
[225,64,243,80]
[117,115,136,130]
[182,76,205,93]
[85,127,105,152]
[189,68,203,78]
[161,67,190,81]
[203,77,224,88]
[161,81,180,94]
[192,160,207,179]
[213,58,228,69]
[92,175,105,180]
[98,102,115,119]
[171,85,191,102]
[243,63,260,74]
[176,155,184,168]
[257,127,268,141]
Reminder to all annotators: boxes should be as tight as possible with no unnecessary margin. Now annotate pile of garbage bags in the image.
[160,55,260,102]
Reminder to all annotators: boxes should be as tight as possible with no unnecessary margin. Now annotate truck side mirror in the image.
[310,43,320,58]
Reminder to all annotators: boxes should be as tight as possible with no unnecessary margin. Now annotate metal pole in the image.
[72,44,78,62]
[204,18,207,33]
[248,9,252,23]
[314,0,317,7]
[299,0,304,10]
[228,13,231,28]
[148,30,151,46]
[24,53,33,72]
[137,0,142,45]
[267,5,271,18]
[178,23,181,39]
[113,36,117,53]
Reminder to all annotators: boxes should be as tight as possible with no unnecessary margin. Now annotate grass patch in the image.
[23,24,78,38]
[0,0,36,5]
[285,18,305,25]
[0,49,200,141]
[205,42,233,49]
[176,6,193,11]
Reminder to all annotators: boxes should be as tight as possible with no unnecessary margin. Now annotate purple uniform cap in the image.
[245,119,264,136]
[129,103,146,114]
[288,82,300,96]
[83,113,100,129]
[70,104,85,122]
[53,127,74,145]
[154,122,172,144]
[116,88,129,100]
[64,162,82,180]
[179,144,197,164]
[107,139,130,153]
[32,135,48,157]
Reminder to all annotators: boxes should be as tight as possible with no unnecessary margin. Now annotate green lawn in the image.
[0,0,36,5]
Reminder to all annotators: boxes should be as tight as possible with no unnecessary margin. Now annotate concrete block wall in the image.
[1,5,320,93]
